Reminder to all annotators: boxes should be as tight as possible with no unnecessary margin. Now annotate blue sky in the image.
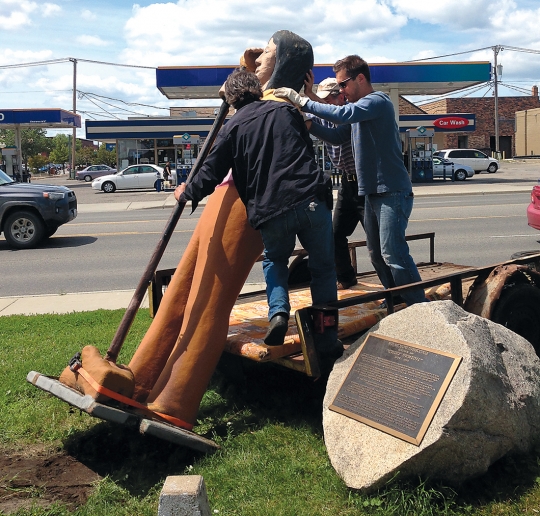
[1,0,540,137]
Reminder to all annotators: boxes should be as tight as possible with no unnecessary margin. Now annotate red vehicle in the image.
[527,184,540,230]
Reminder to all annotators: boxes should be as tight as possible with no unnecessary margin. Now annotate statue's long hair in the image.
[266,30,313,93]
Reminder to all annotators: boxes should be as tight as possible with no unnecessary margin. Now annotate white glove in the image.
[273,87,309,108]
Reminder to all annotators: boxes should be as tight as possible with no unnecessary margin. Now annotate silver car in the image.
[76,165,117,182]
[432,156,475,181]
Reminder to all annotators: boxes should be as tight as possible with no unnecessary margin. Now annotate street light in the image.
[493,45,503,158]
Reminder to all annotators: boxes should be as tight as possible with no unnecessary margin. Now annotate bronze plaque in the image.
[329,333,461,445]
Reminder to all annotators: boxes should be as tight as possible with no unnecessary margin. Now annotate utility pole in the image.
[70,58,77,179]
[492,45,502,158]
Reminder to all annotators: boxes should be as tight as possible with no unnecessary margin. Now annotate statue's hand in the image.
[240,48,264,72]
[273,88,309,108]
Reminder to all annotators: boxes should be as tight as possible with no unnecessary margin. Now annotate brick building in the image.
[421,88,540,158]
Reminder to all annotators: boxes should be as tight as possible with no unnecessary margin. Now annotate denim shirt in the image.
[305,91,412,196]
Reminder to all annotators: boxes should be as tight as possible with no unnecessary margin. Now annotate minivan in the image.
[433,149,499,173]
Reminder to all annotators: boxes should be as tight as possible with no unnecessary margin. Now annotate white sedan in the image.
[92,164,165,193]
[432,157,475,181]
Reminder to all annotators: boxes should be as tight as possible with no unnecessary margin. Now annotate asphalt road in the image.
[2,161,540,297]
[29,158,540,204]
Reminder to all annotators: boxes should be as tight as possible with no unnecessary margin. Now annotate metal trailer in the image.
[148,232,540,378]
[27,232,540,451]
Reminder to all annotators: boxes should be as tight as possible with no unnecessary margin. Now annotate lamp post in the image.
[492,45,503,158]
[70,58,77,179]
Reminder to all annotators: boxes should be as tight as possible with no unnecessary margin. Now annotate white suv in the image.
[433,149,499,173]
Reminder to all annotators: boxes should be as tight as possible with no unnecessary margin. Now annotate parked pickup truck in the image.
[0,169,77,249]
[148,233,540,378]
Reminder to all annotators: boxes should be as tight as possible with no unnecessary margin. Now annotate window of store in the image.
[117,138,156,170]
[157,139,175,168]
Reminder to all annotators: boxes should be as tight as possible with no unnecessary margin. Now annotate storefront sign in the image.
[433,117,469,129]
[173,134,200,145]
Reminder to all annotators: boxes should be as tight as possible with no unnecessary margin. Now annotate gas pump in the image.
[406,127,434,183]
[2,147,20,181]
[173,134,200,184]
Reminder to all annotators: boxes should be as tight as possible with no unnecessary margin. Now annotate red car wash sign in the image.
[433,117,469,129]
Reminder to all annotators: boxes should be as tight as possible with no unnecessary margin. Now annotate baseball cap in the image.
[316,78,341,99]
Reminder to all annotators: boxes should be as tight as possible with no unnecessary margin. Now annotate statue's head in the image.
[255,30,313,92]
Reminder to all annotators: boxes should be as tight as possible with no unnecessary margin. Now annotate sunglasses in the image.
[338,75,357,89]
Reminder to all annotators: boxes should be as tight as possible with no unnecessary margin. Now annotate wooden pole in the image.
[105,100,230,362]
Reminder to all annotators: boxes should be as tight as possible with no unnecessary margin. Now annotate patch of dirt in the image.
[0,446,101,514]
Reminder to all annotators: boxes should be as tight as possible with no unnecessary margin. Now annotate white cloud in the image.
[81,9,96,21]
[0,48,53,64]
[388,0,516,30]
[77,35,110,47]
[41,3,61,17]
[121,0,408,66]
[0,0,38,29]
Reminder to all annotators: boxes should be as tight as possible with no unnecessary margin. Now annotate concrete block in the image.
[158,475,211,516]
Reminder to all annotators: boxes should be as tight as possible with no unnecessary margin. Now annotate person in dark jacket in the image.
[176,68,339,354]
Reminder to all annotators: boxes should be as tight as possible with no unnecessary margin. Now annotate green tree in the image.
[49,134,70,166]
[95,144,117,167]
[76,146,96,167]
[28,154,48,173]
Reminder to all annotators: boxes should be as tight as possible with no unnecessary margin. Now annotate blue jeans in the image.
[364,191,425,305]
[259,199,337,321]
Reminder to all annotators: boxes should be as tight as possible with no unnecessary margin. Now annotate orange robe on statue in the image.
[128,182,263,426]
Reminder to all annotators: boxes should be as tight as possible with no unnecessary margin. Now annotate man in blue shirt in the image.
[275,55,425,306]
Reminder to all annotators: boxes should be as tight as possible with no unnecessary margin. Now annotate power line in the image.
[412,81,492,105]
[498,45,540,56]
[0,89,72,94]
[80,91,170,111]
[76,58,155,70]
[79,92,152,117]
[0,58,70,69]
[82,94,121,120]
[499,82,534,95]
[0,57,155,70]
[406,44,540,63]
[406,47,493,62]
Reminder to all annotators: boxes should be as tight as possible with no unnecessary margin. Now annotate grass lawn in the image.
[2,309,540,515]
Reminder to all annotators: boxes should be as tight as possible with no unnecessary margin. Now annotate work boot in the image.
[337,277,357,290]
[264,313,289,346]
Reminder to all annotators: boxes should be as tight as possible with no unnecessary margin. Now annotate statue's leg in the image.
[128,222,201,401]
[145,184,263,425]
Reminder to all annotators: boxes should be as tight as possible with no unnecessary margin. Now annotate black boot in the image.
[264,313,289,346]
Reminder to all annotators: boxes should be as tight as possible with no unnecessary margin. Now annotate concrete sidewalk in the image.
[1,173,535,317]
[0,283,267,317]
[76,180,534,214]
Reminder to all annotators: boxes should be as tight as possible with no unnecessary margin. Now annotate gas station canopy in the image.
[0,109,81,181]
[0,108,81,129]
[157,61,492,100]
